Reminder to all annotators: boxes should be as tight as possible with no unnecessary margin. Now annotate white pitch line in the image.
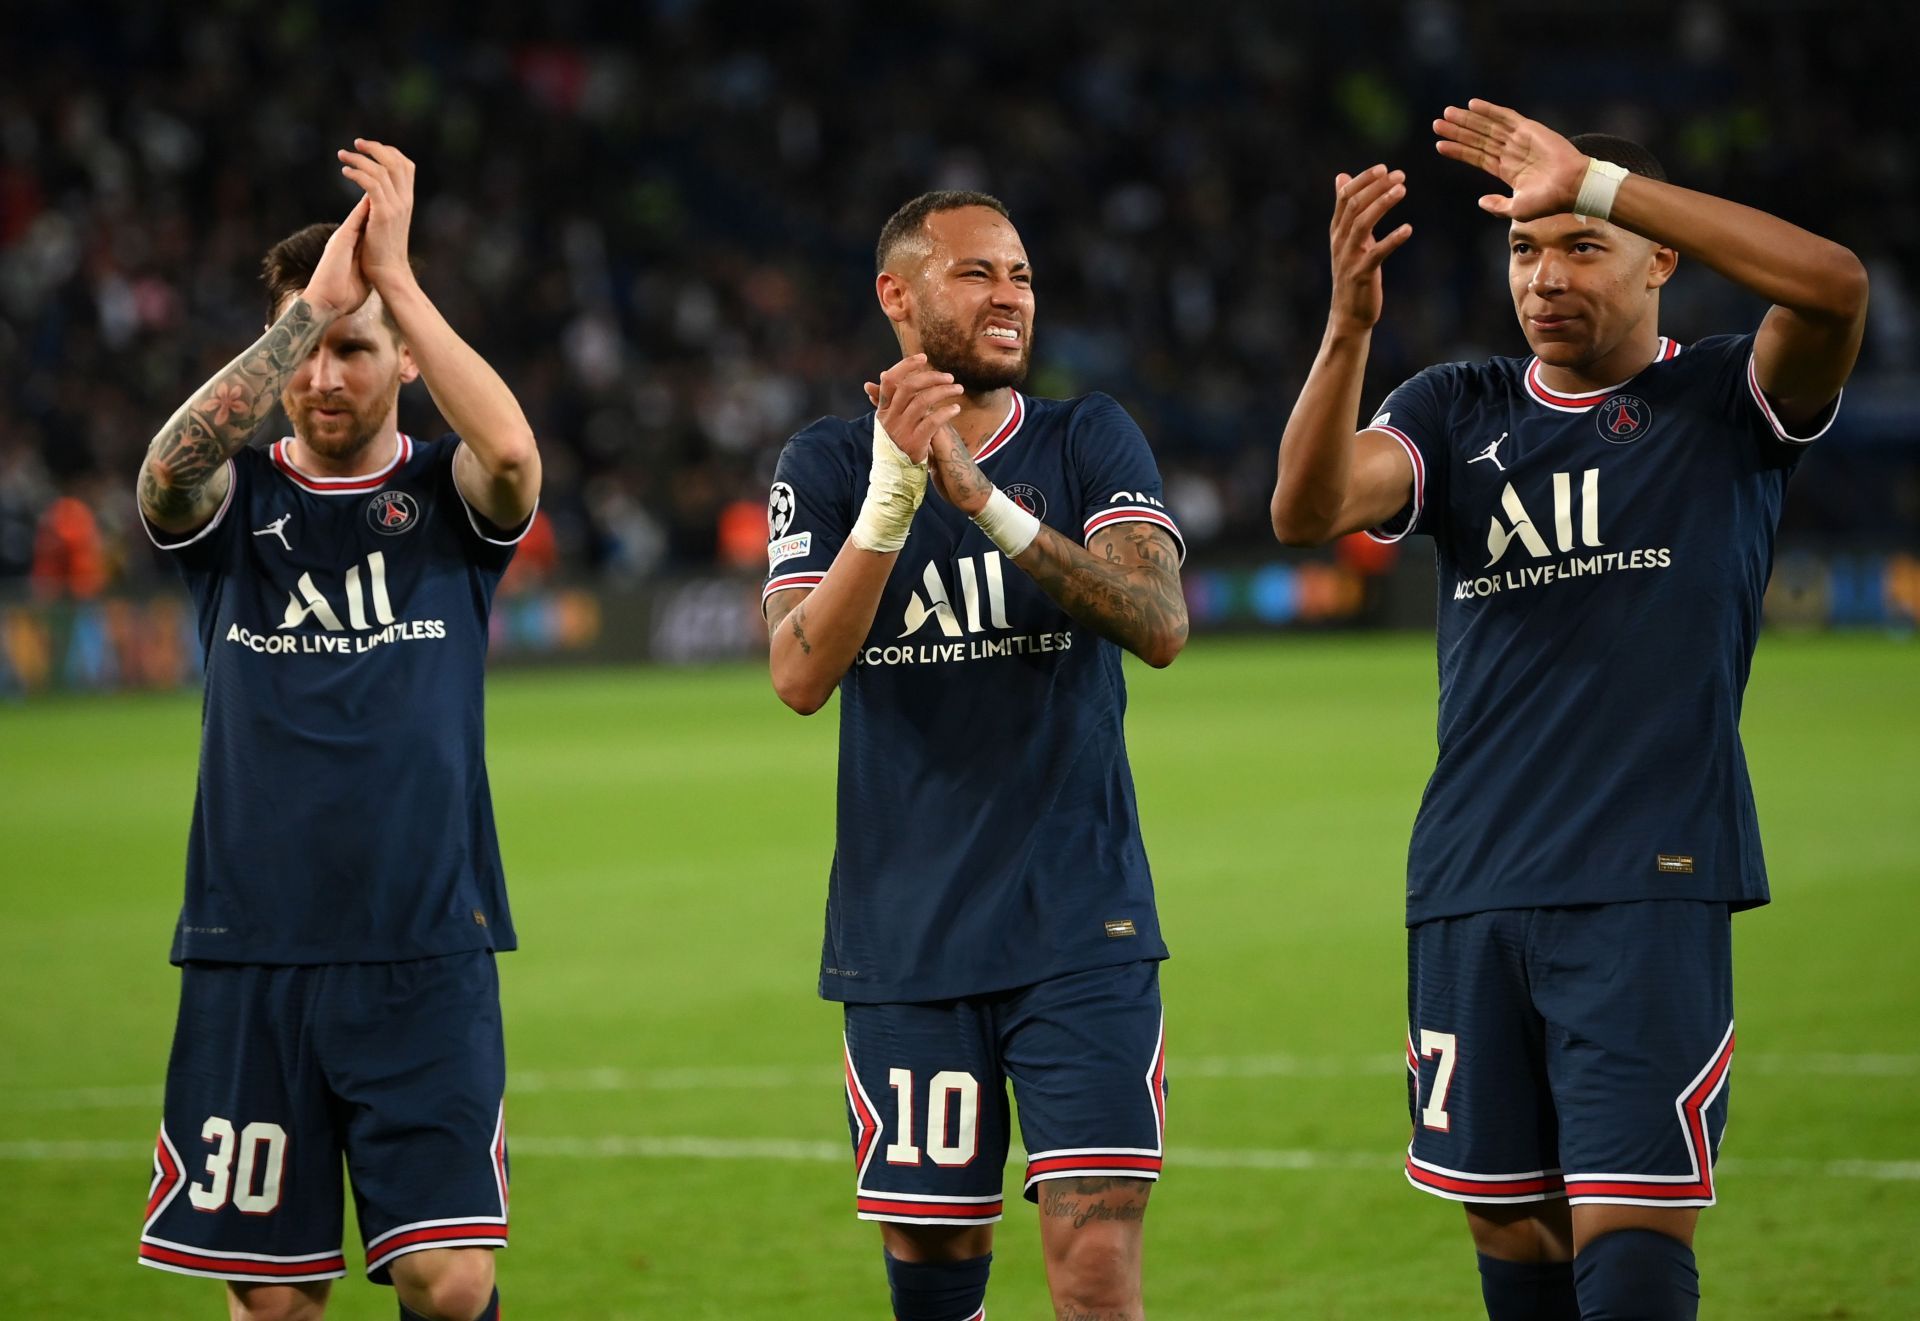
[7,1052,1916,1112]
[5,1138,1917,1182]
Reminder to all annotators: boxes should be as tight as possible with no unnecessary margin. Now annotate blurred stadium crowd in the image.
[2,0,1914,599]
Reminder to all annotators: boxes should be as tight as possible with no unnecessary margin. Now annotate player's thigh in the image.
[141,963,350,1287]
[842,995,1012,1235]
[1532,901,1734,1216]
[999,960,1166,1205]
[320,952,510,1283]
[1405,912,1567,1206]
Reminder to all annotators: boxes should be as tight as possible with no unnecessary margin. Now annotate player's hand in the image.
[922,420,994,517]
[337,138,417,293]
[863,355,964,465]
[1433,100,1587,221]
[1328,165,1412,334]
[300,196,372,318]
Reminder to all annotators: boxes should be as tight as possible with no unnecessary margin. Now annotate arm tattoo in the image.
[789,602,812,655]
[1017,522,1188,664]
[139,298,329,523]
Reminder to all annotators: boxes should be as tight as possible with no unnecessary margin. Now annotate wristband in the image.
[848,416,928,553]
[1574,157,1629,223]
[971,486,1042,558]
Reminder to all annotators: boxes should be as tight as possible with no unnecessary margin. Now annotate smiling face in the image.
[273,291,417,465]
[1508,213,1677,374]
[882,205,1034,392]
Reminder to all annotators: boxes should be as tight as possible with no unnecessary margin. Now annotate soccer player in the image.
[134,140,539,1321]
[1270,101,1867,1320]
[762,191,1188,1321]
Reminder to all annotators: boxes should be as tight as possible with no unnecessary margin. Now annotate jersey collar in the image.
[271,433,413,493]
[970,392,1027,463]
[1523,337,1680,412]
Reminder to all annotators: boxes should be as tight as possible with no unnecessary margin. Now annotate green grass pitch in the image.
[1,632,1914,1318]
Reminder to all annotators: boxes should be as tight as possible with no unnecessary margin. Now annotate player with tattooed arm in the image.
[135,140,540,1321]
[764,191,1188,1321]
[1270,101,1866,1320]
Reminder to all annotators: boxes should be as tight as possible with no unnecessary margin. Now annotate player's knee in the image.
[227,1282,329,1321]
[1044,1229,1141,1312]
[390,1247,497,1321]
[1465,1200,1574,1262]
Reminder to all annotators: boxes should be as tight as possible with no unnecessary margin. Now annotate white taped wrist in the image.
[849,417,927,553]
[1574,157,1629,222]
[971,486,1042,558]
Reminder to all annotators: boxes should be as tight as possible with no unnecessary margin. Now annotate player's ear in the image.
[876,270,912,325]
[1647,243,1678,290]
[397,342,420,385]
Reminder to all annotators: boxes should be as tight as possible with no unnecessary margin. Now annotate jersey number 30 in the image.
[188,1116,288,1214]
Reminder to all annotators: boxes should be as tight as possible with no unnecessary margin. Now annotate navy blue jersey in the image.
[143,434,528,964]
[765,392,1185,1004]
[1366,333,1836,924]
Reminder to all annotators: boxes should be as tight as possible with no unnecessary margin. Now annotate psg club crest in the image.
[365,490,419,535]
[1004,482,1048,521]
[1597,394,1651,443]
[768,482,797,539]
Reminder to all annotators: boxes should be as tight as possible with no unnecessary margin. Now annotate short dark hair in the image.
[260,223,419,332]
[1569,133,1667,185]
[876,190,1011,274]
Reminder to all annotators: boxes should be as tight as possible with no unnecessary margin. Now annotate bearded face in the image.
[915,296,1032,393]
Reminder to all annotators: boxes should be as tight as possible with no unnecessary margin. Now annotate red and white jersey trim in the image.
[1745,354,1841,446]
[144,1123,187,1230]
[271,432,412,493]
[458,486,540,547]
[1023,1148,1164,1191]
[1361,424,1425,545]
[972,393,1027,464]
[763,570,826,604]
[138,1237,348,1283]
[1563,1021,1734,1208]
[855,1193,1006,1225]
[364,1215,509,1275]
[1405,1152,1568,1204]
[1522,338,1678,412]
[139,459,237,550]
[1083,506,1187,564]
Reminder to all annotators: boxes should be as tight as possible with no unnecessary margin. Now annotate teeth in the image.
[986,327,1017,340]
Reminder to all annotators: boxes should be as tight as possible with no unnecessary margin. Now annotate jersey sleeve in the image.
[1686,332,1842,460]
[138,455,243,574]
[1360,366,1456,543]
[440,434,538,573]
[763,418,856,606]
[1069,393,1186,562]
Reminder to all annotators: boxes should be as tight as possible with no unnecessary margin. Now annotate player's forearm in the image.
[380,278,541,489]
[1609,176,1868,326]
[1012,524,1187,668]
[766,543,899,714]
[140,298,334,530]
[1271,323,1373,546]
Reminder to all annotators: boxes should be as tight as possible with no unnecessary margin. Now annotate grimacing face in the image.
[901,206,1034,393]
[1507,212,1674,372]
[273,293,416,463]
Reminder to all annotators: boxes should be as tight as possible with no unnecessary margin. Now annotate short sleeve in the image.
[439,434,537,573]
[1361,367,1455,543]
[1685,332,1842,459]
[763,419,857,606]
[1069,393,1186,563]
[139,456,242,574]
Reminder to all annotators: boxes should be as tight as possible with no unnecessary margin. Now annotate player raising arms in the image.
[135,141,539,1321]
[1271,101,1866,1320]
[763,191,1188,1321]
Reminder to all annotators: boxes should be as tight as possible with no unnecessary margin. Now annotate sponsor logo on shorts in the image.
[1104,919,1138,938]
[1656,853,1695,874]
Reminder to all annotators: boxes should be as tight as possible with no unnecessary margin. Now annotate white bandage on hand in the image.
[848,416,928,553]
[1574,157,1629,223]
[971,486,1042,558]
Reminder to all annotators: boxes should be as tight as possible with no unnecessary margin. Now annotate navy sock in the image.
[399,1286,498,1321]
[1574,1229,1699,1320]
[885,1251,992,1321]
[1477,1252,1579,1321]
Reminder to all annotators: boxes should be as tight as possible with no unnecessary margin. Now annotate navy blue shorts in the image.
[841,960,1167,1225]
[1405,902,1735,1208]
[139,953,509,1284]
